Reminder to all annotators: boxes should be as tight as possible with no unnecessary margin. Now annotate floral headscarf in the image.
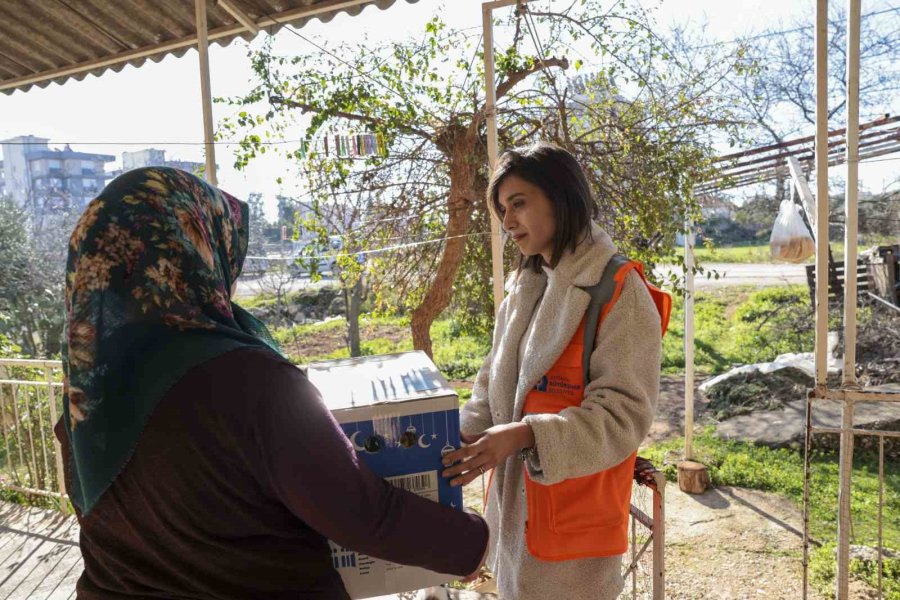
[63,167,281,514]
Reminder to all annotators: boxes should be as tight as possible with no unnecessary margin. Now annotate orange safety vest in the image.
[522,255,671,562]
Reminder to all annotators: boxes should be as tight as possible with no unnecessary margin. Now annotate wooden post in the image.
[814,0,830,391]
[868,253,896,304]
[482,0,519,315]
[835,2,862,597]
[652,471,666,600]
[196,0,218,186]
[683,221,695,462]
[842,0,861,388]
[679,220,708,493]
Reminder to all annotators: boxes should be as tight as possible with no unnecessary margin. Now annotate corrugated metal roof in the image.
[0,0,419,95]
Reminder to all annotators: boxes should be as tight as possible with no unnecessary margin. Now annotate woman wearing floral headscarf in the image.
[58,167,488,600]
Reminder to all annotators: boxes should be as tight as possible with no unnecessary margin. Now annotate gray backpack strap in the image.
[578,254,630,388]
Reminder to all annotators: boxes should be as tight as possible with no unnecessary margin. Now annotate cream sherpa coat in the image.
[460,224,661,600]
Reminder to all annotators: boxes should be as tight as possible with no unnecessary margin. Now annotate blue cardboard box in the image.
[306,351,463,598]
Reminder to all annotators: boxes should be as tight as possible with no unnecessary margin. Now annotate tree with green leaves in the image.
[291,191,369,357]
[246,192,269,256]
[221,2,748,355]
[0,196,67,357]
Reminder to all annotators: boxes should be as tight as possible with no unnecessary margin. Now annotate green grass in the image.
[643,429,900,598]
[236,291,282,311]
[692,243,772,264]
[662,285,815,375]
[430,320,490,381]
[272,315,490,381]
[268,284,816,379]
[686,237,897,264]
[237,286,342,312]
[272,315,346,342]
[453,387,473,404]
[274,315,411,363]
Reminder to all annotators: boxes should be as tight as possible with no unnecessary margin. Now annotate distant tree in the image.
[246,192,268,255]
[733,193,780,237]
[0,196,67,356]
[292,191,369,357]
[724,3,900,200]
[858,193,900,239]
[255,261,297,317]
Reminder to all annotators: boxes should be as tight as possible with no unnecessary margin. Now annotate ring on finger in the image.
[478,465,486,475]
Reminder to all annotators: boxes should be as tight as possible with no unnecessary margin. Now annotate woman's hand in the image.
[442,422,535,487]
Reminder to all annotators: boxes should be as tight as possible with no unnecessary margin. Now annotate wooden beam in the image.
[717,124,900,175]
[216,0,261,35]
[706,137,900,190]
[788,156,817,229]
[714,114,899,163]
[699,143,900,193]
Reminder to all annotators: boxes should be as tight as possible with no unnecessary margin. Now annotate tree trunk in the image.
[346,275,363,357]
[410,201,472,357]
[677,460,710,494]
[410,135,478,358]
[21,316,38,357]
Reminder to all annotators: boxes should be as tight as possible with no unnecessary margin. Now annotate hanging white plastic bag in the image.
[770,199,814,263]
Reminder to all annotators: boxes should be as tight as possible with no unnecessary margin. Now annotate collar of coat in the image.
[494,223,619,422]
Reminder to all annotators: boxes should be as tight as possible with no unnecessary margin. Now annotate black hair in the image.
[486,142,595,272]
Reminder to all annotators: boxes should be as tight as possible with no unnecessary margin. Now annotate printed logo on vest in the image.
[533,373,582,398]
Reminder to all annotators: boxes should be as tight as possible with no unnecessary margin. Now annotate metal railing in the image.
[803,389,900,599]
[623,471,666,600]
[0,358,67,510]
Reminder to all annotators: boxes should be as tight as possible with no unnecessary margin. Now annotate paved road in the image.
[654,262,808,289]
[234,262,808,299]
[234,274,334,299]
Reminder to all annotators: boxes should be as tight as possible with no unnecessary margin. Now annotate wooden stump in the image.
[678,460,710,494]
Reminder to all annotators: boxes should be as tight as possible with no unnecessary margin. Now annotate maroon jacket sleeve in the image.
[251,359,488,577]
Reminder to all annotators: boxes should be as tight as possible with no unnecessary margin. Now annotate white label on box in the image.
[378,470,442,588]
[385,470,439,502]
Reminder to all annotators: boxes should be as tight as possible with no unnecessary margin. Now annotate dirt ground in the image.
[663,485,820,599]
[647,376,710,443]
[281,322,408,358]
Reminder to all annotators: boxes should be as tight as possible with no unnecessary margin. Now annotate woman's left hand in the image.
[442,422,535,487]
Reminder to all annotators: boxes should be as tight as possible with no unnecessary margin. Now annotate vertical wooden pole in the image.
[483,1,517,314]
[196,0,218,186]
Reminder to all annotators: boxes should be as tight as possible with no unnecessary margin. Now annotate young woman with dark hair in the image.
[442,142,663,600]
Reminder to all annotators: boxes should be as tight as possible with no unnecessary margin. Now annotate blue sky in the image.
[1,0,895,218]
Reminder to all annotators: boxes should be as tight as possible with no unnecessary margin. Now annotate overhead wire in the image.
[685,4,900,51]
[248,230,492,262]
